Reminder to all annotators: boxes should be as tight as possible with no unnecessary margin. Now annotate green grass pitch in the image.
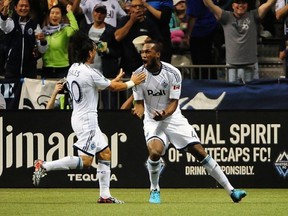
[0,188,287,216]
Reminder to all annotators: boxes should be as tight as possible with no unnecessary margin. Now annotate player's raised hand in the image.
[130,71,146,85]
[113,68,125,82]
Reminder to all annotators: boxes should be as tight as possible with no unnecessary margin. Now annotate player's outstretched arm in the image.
[108,71,146,91]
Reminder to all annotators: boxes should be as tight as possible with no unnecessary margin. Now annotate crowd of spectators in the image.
[0,0,283,108]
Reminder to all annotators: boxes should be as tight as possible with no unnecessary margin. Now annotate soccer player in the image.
[132,40,247,204]
[32,31,146,204]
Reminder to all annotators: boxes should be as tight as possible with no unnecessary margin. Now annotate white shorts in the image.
[143,115,200,155]
[73,126,108,157]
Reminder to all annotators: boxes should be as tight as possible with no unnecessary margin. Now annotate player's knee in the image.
[148,148,162,160]
[81,156,93,168]
[186,143,207,161]
[97,147,111,161]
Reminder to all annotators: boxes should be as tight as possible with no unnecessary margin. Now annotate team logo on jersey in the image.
[161,81,168,89]
[90,143,96,150]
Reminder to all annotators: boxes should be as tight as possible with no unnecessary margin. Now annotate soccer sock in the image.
[42,156,83,171]
[147,158,161,191]
[200,155,234,195]
[97,160,112,198]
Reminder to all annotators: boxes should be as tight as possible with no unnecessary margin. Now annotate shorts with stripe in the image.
[143,115,200,155]
[73,126,108,157]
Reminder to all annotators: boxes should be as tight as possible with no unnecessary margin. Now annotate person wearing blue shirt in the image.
[185,0,218,79]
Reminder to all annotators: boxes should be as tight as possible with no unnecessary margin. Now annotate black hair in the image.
[69,31,94,64]
[144,39,163,53]
[49,4,66,16]
[14,0,32,7]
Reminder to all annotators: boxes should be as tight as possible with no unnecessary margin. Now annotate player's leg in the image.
[187,143,246,202]
[40,155,85,171]
[97,147,111,200]
[168,118,246,203]
[96,143,124,204]
[146,138,166,204]
[187,143,234,192]
[147,138,165,191]
[32,152,87,186]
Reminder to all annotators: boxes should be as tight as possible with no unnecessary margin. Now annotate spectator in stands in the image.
[46,79,68,109]
[143,0,173,63]
[120,0,132,14]
[30,0,76,27]
[0,92,6,109]
[276,0,288,77]
[81,3,121,109]
[0,0,48,80]
[169,0,189,51]
[114,0,162,77]
[0,29,7,76]
[0,1,9,76]
[185,0,218,79]
[73,0,126,29]
[41,4,79,79]
[203,0,276,83]
[275,0,288,21]
[258,0,275,38]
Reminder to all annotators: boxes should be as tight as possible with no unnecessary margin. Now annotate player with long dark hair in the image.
[33,31,146,203]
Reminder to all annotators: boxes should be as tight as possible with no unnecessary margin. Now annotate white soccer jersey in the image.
[67,63,111,129]
[80,0,126,27]
[133,62,201,151]
[133,62,182,120]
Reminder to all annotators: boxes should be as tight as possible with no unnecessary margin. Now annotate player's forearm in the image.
[109,80,135,91]
[162,99,178,117]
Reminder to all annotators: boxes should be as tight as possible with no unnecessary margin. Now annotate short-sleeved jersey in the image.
[133,62,182,120]
[185,0,218,37]
[80,0,126,27]
[67,63,111,128]
[219,10,259,65]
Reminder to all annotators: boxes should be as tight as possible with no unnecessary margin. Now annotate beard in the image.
[145,58,158,71]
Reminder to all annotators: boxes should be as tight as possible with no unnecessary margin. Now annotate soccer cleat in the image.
[149,189,161,204]
[97,197,124,204]
[32,160,47,186]
[230,189,247,203]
